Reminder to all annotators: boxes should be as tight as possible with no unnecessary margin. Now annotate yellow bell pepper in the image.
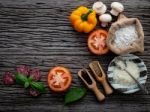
[69,6,97,33]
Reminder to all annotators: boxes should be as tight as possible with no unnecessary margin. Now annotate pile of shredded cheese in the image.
[114,25,138,48]
[113,60,140,85]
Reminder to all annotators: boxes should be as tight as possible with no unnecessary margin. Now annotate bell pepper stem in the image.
[81,9,93,21]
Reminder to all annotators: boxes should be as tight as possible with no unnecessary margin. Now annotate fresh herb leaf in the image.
[15,73,46,94]
[28,76,33,83]
[24,81,30,88]
[65,86,87,104]
[31,82,46,93]
[15,73,28,85]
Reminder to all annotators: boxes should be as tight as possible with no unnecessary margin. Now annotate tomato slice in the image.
[47,66,72,92]
[88,29,109,55]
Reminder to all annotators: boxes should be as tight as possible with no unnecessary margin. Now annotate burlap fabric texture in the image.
[106,14,144,55]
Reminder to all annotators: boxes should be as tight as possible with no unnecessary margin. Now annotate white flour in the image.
[114,25,138,48]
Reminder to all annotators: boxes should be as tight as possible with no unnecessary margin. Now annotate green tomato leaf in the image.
[31,82,46,93]
[15,73,28,85]
[65,86,87,104]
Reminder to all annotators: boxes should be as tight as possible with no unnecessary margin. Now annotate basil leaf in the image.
[65,86,87,104]
[28,76,33,83]
[15,73,28,85]
[31,82,46,93]
[24,82,30,88]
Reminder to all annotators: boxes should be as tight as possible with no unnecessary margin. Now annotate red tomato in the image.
[88,29,109,55]
[47,66,72,92]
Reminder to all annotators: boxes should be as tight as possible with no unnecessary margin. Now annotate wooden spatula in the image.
[89,61,113,95]
[78,68,105,102]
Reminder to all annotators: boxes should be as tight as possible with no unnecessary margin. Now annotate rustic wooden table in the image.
[0,0,150,112]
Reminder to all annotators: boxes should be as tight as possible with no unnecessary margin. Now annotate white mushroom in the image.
[92,1,107,15]
[99,14,112,27]
[110,2,124,16]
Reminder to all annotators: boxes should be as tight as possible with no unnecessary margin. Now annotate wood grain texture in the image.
[0,0,150,112]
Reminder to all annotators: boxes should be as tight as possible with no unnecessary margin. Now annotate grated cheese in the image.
[113,60,140,85]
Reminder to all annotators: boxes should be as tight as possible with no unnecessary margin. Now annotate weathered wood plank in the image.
[0,0,150,112]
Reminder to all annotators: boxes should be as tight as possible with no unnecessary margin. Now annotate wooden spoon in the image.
[78,69,105,102]
[89,61,113,95]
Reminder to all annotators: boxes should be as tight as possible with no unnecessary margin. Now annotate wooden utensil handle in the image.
[101,80,113,95]
[92,86,105,102]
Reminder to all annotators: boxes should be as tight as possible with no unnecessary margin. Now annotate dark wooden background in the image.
[0,0,150,112]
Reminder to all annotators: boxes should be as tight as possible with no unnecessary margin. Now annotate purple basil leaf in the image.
[3,72,15,85]
[29,88,40,97]
[16,65,30,76]
[29,68,41,81]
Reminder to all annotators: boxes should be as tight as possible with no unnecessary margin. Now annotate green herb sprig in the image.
[15,73,46,93]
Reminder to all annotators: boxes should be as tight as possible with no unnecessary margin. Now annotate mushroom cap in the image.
[111,2,124,13]
[92,2,107,15]
[93,1,103,9]
[99,14,112,22]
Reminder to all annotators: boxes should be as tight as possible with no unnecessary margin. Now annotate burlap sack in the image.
[106,14,144,55]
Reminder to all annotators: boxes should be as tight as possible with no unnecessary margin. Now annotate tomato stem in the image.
[81,9,93,21]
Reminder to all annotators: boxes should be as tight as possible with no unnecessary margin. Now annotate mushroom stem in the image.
[110,9,119,16]
[110,2,124,16]
[101,22,108,27]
